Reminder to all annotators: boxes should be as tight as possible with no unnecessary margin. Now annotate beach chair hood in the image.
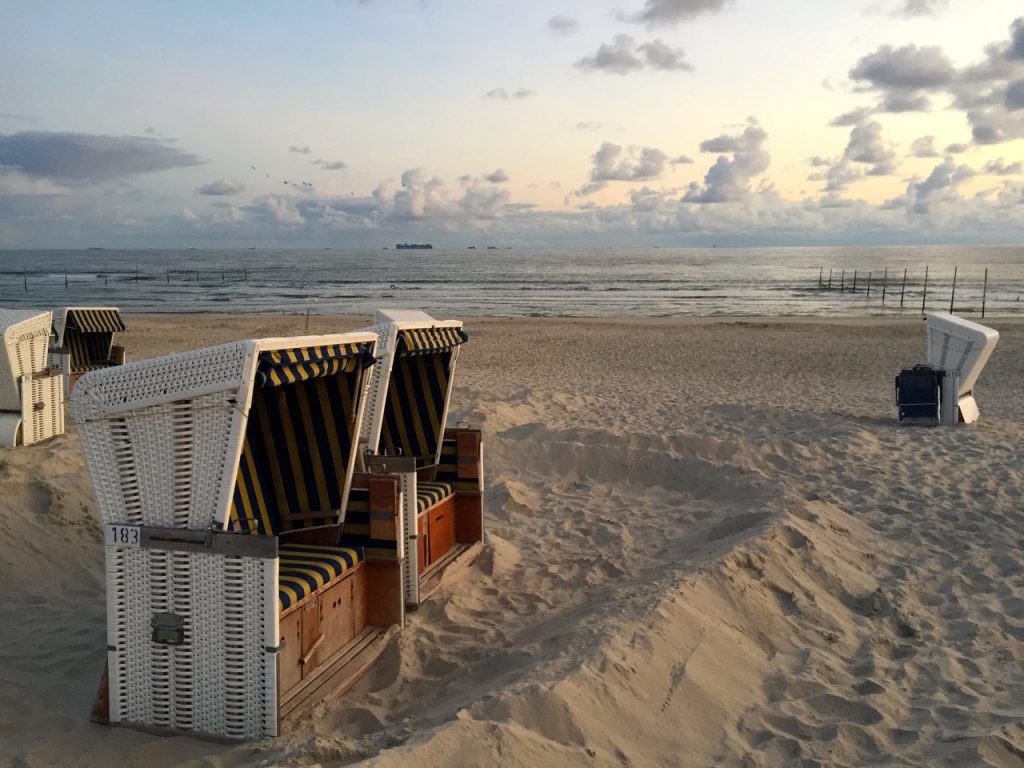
[926,313,999,398]
[72,333,377,532]
[359,309,468,465]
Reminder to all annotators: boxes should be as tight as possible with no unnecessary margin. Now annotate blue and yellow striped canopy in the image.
[396,327,468,357]
[255,342,375,388]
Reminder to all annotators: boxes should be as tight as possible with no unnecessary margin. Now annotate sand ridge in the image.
[0,314,1022,767]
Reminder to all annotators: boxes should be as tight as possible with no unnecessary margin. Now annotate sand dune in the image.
[1,315,1022,767]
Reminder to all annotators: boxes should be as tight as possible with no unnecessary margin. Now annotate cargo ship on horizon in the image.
[396,243,433,250]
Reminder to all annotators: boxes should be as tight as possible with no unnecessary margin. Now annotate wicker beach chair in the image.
[51,306,126,393]
[926,313,999,424]
[356,309,484,606]
[0,309,65,448]
[72,332,407,739]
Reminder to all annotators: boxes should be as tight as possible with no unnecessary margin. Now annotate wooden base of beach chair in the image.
[416,540,485,606]
[278,562,369,697]
[90,661,111,725]
[279,625,391,723]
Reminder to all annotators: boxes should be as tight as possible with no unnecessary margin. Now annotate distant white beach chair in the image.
[357,309,483,607]
[51,306,126,393]
[926,313,999,424]
[71,332,407,739]
[897,313,1000,425]
[0,309,65,447]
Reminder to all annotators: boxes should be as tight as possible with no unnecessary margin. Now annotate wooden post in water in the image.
[828,269,832,290]
[305,309,310,331]
[866,272,872,299]
[818,266,823,288]
[900,268,907,308]
[166,270,170,284]
[949,266,957,314]
[922,265,929,315]
[65,272,68,289]
[982,268,988,318]
[853,270,858,293]
[135,265,139,283]
[882,268,887,303]
[23,268,27,292]
[841,270,845,293]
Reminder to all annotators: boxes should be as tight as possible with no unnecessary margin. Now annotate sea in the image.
[0,245,1022,318]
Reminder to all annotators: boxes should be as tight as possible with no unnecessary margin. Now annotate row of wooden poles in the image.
[17,268,249,289]
[817,266,990,318]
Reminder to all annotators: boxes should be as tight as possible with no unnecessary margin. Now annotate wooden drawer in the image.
[428,502,454,564]
[319,577,355,661]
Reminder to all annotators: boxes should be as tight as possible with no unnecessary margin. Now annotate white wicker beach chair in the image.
[0,309,65,448]
[357,309,484,607]
[926,313,999,424]
[72,332,406,739]
[51,306,126,394]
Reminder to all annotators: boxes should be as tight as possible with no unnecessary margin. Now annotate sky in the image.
[1,0,1023,248]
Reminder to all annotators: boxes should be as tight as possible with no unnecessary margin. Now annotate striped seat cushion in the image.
[417,481,453,513]
[74,362,115,373]
[278,543,364,611]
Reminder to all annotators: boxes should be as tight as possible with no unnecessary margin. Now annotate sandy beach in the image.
[2,313,1023,767]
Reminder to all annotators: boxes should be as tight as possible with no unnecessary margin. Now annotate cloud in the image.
[547,15,578,34]
[1013,17,1024,59]
[896,0,948,17]
[196,177,246,195]
[1006,79,1024,110]
[844,121,896,174]
[843,19,1024,145]
[625,0,732,27]
[810,161,863,193]
[983,158,1024,175]
[638,40,694,71]
[670,154,693,164]
[485,168,509,183]
[576,34,692,74]
[683,117,770,203]
[809,120,896,194]
[573,121,602,131]
[289,145,312,154]
[830,107,874,127]
[0,113,37,125]
[945,142,969,154]
[849,44,955,114]
[313,159,347,170]
[0,131,202,182]
[910,136,940,158]
[906,157,975,214]
[577,141,668,195]
[484,87,534,100]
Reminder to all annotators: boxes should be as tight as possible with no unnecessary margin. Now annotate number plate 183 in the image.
[105,525,142,548]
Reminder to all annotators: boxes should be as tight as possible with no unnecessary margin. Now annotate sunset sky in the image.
[1,0,1023,247]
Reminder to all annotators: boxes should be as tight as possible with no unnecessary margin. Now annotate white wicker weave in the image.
[75,332,376,739]
[0,309,64,447]
[357,309,463,466]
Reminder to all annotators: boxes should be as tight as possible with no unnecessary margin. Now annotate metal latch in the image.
[151,612,185,645]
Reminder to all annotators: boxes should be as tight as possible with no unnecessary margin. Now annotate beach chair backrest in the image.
[0,309,52,411]
[228,342,375,535]
[379,326,467,465]
[926,313,999,397]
